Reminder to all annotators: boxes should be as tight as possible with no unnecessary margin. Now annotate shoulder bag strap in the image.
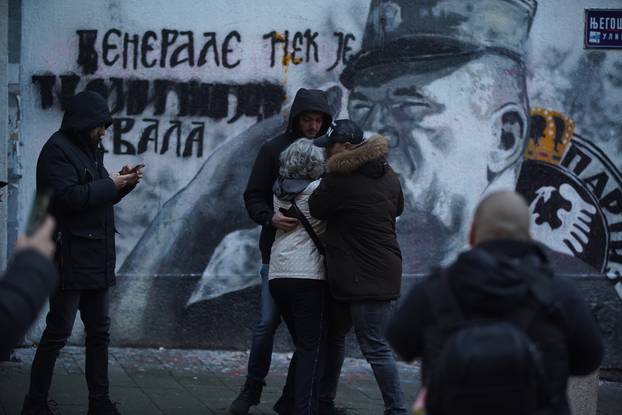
[291,201,326,256]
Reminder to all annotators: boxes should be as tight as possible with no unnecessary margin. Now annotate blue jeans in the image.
[247,264,281,383]
[321,297,407,415]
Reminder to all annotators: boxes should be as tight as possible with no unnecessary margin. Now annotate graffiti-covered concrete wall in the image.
[17,0,622,368]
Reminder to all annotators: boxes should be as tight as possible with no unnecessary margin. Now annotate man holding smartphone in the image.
[21,90,142,415]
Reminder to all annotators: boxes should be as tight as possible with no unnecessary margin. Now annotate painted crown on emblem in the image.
[524,108,574,165]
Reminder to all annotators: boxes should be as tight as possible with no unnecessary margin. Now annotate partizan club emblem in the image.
[517,108,622,301]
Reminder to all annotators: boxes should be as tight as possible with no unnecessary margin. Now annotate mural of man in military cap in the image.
[108,0,539,344]
[342,0,537,272]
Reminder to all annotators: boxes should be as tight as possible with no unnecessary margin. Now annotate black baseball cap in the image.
[313,119,364,147]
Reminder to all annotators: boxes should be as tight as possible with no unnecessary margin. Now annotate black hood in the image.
[286,88,332,138]
[59,90,112,138]
[448,240,550,315]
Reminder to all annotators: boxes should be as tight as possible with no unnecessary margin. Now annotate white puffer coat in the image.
[269,180,326,280]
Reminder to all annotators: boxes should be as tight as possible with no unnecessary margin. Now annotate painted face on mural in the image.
[348,54,528,265]
[297,111,325,139]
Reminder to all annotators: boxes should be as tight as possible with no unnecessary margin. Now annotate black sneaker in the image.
[21,398,58,415]
[87,399,121,415]
[229,378,264,414]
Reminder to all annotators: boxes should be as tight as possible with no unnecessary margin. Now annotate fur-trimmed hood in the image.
[327,135,389,176]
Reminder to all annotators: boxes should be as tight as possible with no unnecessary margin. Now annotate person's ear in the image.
[487,104,527,181]
[344,142,353,150]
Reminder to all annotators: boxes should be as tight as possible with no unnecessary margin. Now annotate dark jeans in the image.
[247,264,281,382]
[26,289,110,402]
[270,278,326,415]
[320,296,407,415]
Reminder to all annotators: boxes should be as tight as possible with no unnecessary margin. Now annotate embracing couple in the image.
[234,88,407,415]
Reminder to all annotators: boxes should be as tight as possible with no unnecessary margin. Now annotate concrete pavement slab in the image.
[0,346,619,415]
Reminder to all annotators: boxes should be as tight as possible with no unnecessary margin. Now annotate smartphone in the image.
[129,164,145,173]
[26,190,53,236]
[279,206,298,219]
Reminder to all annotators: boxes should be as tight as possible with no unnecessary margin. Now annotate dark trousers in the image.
[270,278,326,415]
[26,289,111,402]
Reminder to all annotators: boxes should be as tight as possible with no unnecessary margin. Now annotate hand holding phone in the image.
[119,164,145,175]
[129,164,145,173]
[274,207,299,232]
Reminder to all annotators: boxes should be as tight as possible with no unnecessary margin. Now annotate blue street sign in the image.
[585,9,622,49]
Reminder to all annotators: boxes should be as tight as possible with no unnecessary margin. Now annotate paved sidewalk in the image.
[1,346,621,414]
[0,346,420,414]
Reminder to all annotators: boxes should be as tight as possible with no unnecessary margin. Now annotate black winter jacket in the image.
[387,240,604,415]
[36,90,130,290]
[243,88,332,263]
[0,250,58,356]
[309,136,404,301]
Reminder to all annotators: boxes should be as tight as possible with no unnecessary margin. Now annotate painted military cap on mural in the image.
[341,0,538,88]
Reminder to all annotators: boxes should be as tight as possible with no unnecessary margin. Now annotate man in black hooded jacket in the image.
[22,90,142,415]
[387,191,604,415]
[229,88,332,414]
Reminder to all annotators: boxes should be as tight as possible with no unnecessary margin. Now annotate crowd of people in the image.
[0,87,604,415]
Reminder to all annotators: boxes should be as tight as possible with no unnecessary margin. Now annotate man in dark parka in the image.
[22,91,141,415]
[309,120,407,415]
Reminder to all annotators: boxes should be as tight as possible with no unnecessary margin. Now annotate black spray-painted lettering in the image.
[327,32,356,71]
[77,28,352,73]
[112,118,205,157]
[262,29,320,67]
[102,29,121,67]
[78,29,243,73]
[76,30,99,75]
[31,74,285,122]
[141,31,158,68]
[59,74,81,109]
[124,32,140,70]
[31,75,56,109]
[222,31,241,69]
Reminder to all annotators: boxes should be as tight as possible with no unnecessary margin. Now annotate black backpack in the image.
[424,251,555,415]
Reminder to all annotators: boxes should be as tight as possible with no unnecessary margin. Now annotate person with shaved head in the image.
[469,191,532,244]
[387,191,604,415]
